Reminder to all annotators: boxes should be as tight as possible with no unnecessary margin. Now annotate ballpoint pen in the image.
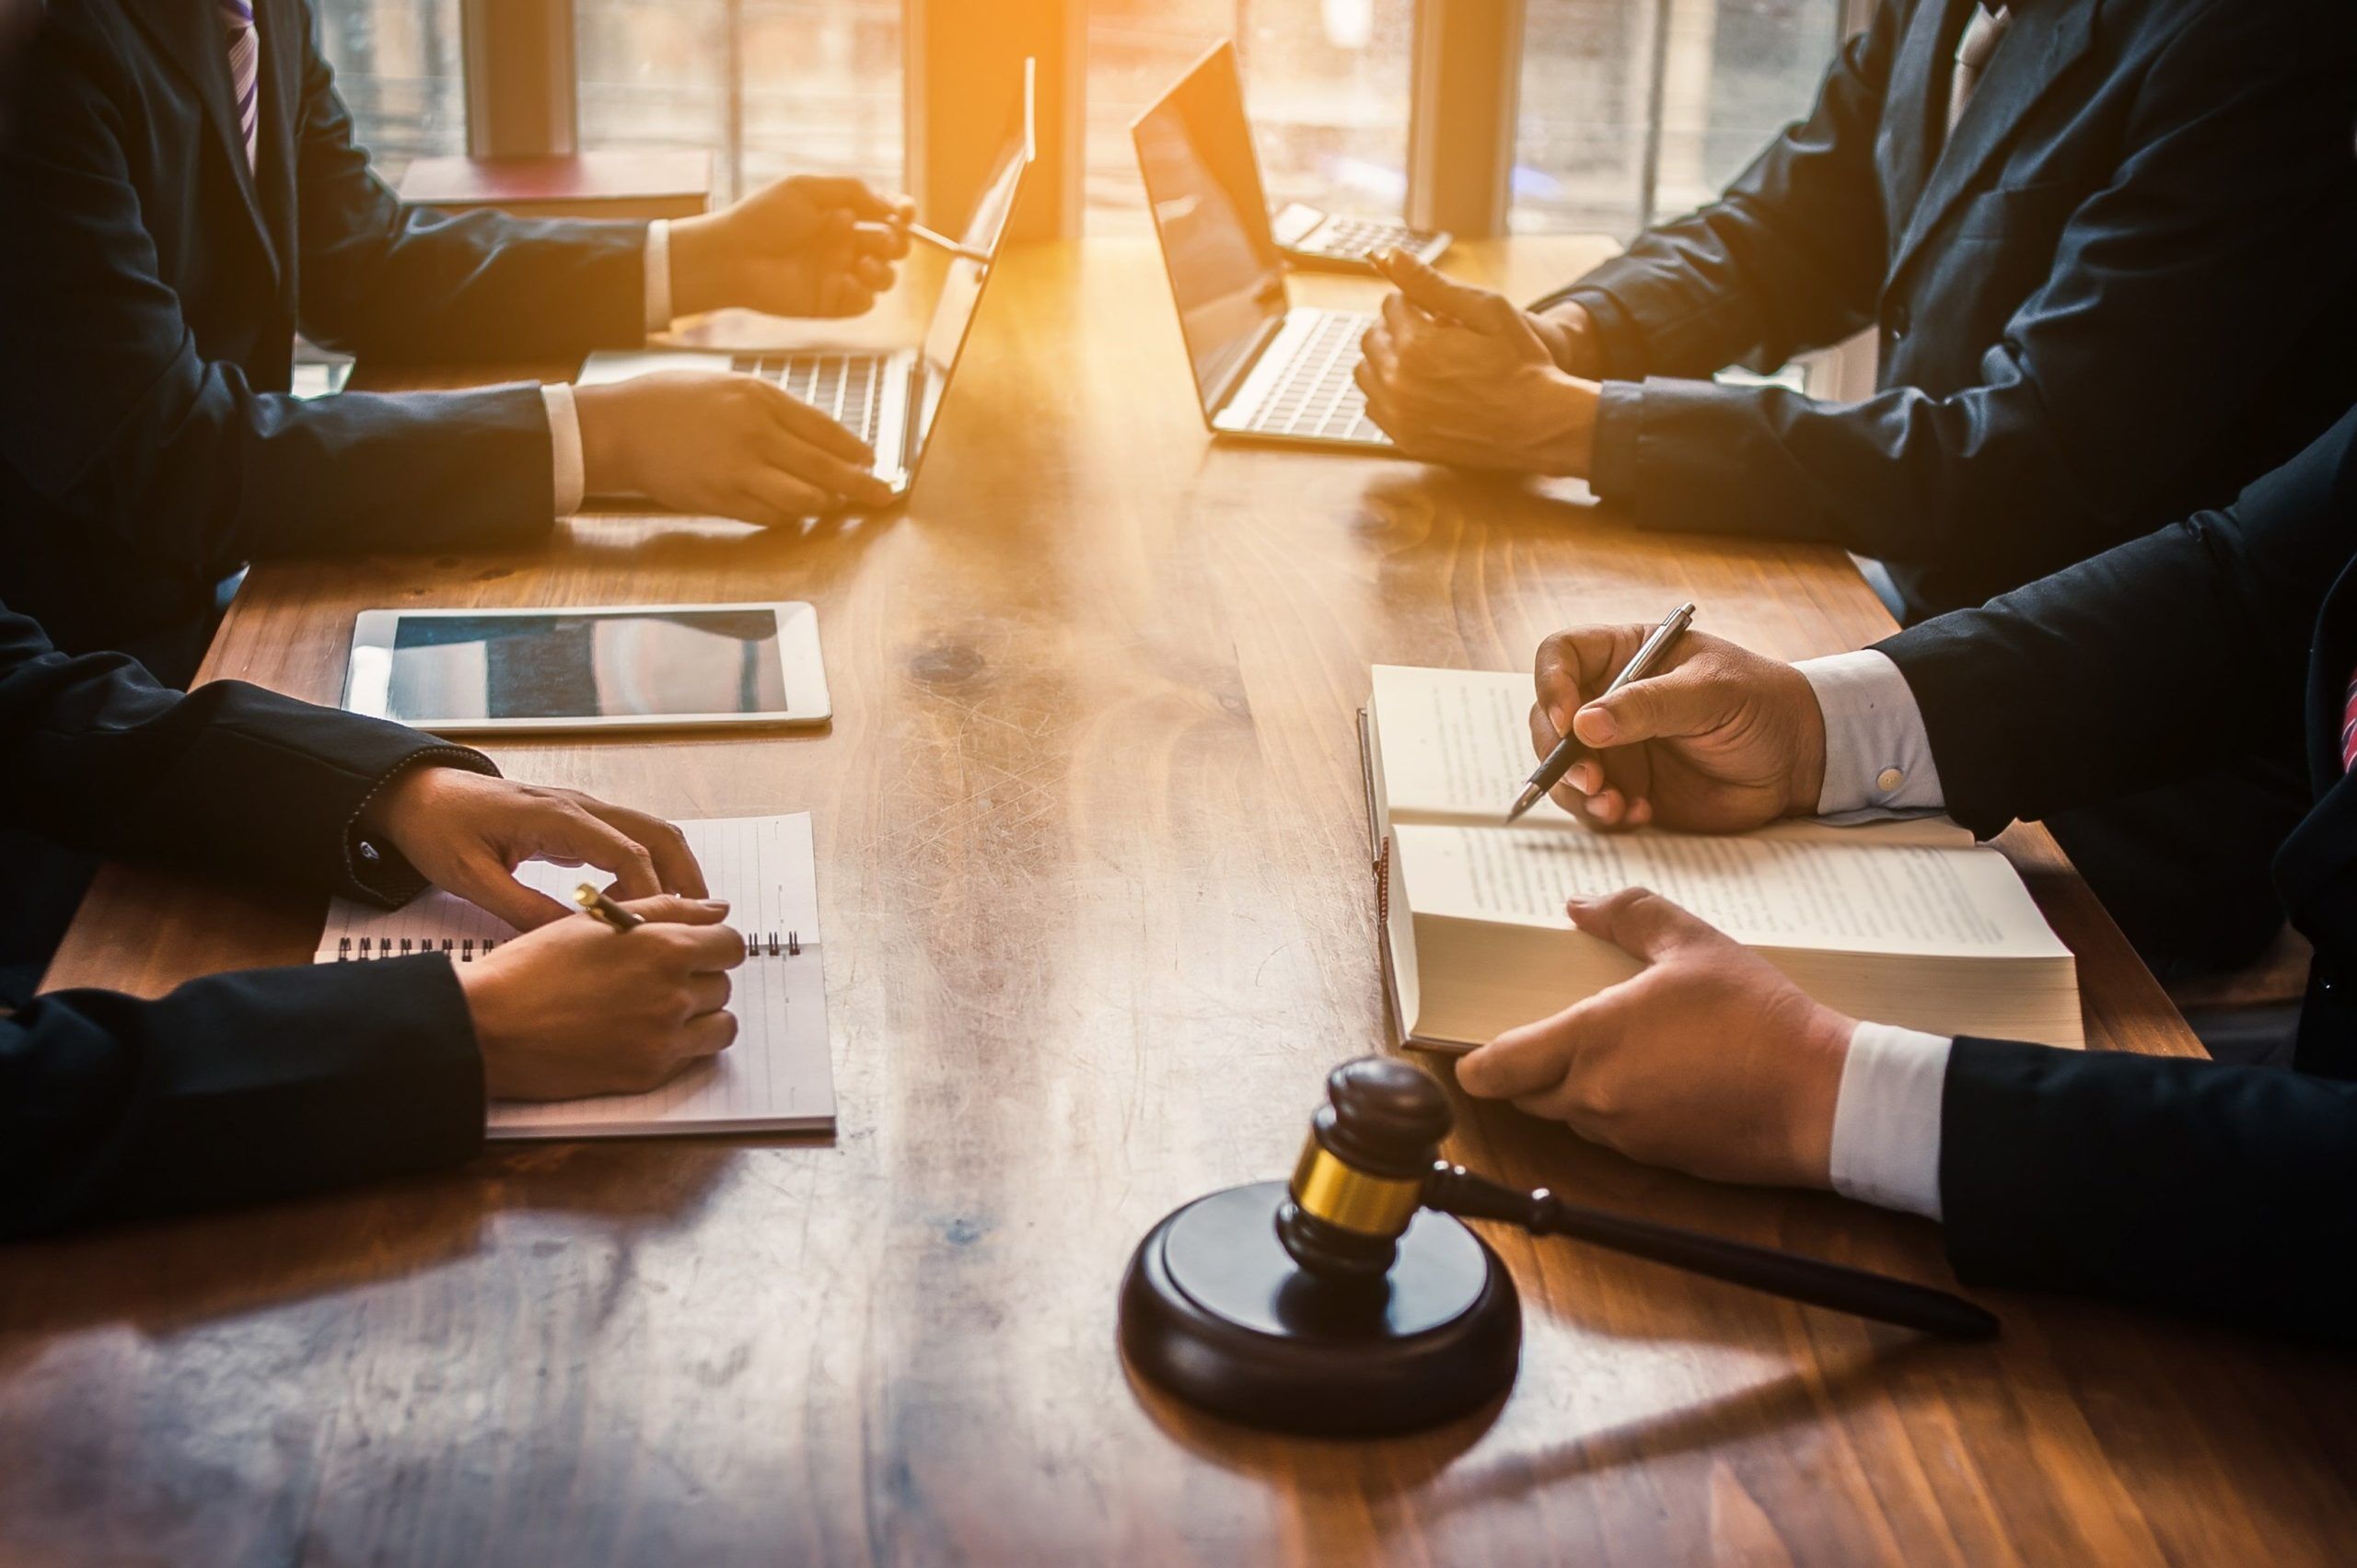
[575,882,645,933]
[1506,601,1697,823]
[903,219,992,263]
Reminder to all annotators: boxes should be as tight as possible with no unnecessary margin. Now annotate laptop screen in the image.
[908,59,1038,470]
[1132,41,1289,415]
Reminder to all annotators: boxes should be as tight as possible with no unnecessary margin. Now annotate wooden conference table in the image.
[11,238,2357,1564]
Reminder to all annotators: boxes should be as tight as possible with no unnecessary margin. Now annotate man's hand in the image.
[669,174,914,320]
[358,767,707,931]
[575,370,895,522]
[1354,250,1600,474]
[1530,625,1827,831]
[1528,300,1608,378]
[1457,888,1854,1190]
[455,895,747,1099]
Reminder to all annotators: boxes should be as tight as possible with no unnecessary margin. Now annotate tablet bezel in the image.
[342,600,831,734]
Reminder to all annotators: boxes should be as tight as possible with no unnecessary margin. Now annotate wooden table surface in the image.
[11,238,2357,1565]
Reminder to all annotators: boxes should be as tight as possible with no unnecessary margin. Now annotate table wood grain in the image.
[12,238,2354,1566]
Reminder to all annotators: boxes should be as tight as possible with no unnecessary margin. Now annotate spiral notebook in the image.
[314,814,836,1140]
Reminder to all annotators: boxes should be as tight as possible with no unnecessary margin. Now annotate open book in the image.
[316,814,836,1139]
[1364,665,2083,1051]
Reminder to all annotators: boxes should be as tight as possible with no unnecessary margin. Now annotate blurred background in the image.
[316,0,1848,238]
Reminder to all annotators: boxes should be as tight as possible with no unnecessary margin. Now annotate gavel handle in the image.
[1424,1163,1998,1341]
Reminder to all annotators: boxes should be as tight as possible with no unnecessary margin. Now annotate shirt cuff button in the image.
[1875,766,1905,794]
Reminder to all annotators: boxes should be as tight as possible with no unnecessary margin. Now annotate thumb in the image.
[1565,887,1722,965]
[613,894,734,926]
[1573,667,1724,749]
[1377,249,1519,334]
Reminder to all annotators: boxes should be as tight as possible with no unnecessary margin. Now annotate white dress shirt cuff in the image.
[540,381,586,517]
[1796,649,1946,816]
[1828,1021,1952,1220]
[644,219,674,334]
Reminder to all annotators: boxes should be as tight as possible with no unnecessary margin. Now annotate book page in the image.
[316,815,835,1136]
[1395,822,2068,958]
[1369,664,1970,849]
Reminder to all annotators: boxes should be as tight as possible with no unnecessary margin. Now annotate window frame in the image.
[448,0,1856,239]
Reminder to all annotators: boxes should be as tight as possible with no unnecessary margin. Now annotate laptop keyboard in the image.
[732,353,887,449]
[1294,216,1436,263]
[1240,311,1387,446]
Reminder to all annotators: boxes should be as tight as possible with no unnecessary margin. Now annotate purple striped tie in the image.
[220,0,259,172]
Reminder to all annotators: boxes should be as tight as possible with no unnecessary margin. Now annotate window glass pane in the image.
[1086,0,1411,229]
[1515,0,1840,237]
[575,0,903,203]
[312,0,466,186]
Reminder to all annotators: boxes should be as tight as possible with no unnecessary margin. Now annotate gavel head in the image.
[1276,1056,1453,1283]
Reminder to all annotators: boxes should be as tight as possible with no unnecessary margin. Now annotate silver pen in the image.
[1506,601,1698,823]
[903,219,992,263]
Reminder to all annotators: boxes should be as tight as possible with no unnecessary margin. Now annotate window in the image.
[1515,0,1843,237]
[312,0,467,186]
[1085,0,1413,228]
[315,0,1848,242]
[575,0,902,203]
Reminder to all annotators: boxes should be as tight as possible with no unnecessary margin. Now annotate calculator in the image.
[1270,203,1452,273]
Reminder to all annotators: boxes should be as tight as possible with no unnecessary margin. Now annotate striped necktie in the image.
[1947,5,2011,135]
[2341,669,2357,773]
[220,0,260,173]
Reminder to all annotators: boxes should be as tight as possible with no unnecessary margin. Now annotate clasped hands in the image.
[574,173,917,525]
[1354,250,1608,475]
[1457,626,1864,1197]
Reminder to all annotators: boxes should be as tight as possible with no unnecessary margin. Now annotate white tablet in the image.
[343,602,830,734]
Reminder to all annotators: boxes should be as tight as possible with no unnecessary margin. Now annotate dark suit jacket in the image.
[0,600,493,1238]
[1537,0,2357,622]
[1876,404,2357,1338]
[0,0,651,683]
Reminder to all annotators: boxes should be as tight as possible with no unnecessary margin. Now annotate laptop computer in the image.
[1132,41,1393,452]
[1271,203,1449,274]
[576,59,1037,502]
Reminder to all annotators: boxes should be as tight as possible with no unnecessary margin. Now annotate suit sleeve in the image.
[1872,404,2357,839]
[1,956,484,1239]
[0,602,496,903]
[1576,3,2357,573]
[1530,0,1899,379]
[286,2,649,362]
[0,604,494,1237]
[1939,1038,2357,1342]
[0,15,563,574]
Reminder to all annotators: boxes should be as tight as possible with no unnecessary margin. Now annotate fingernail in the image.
[1549,705,1574,737]
[1575,707,1616,743]
[700,899,730,912]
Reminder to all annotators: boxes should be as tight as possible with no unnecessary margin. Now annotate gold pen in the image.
[574,882,645,933]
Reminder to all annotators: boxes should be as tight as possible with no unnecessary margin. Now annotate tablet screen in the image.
[383,608,789,723]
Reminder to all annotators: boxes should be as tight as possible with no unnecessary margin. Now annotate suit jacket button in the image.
[1886,304,1911,341]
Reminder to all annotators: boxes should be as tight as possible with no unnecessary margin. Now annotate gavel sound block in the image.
[1119,1057,1996,1438]
[1119,1058,1521,1437]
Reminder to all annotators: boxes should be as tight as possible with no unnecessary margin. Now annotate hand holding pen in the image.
[1520,611,1834,833]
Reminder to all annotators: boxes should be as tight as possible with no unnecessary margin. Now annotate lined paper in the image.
[315,815,835,1139]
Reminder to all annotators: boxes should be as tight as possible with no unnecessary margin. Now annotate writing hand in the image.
[1528,625,1827,831]
[456,894,748,1099]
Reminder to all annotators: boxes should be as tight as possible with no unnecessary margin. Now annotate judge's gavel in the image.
[1278,1057,1998,1338]
[1119,1056,1996,1438]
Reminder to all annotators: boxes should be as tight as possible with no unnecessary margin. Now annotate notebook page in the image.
[1396,822,2069,959]
[315,815,834,1138]
[1370,664,1971,849]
